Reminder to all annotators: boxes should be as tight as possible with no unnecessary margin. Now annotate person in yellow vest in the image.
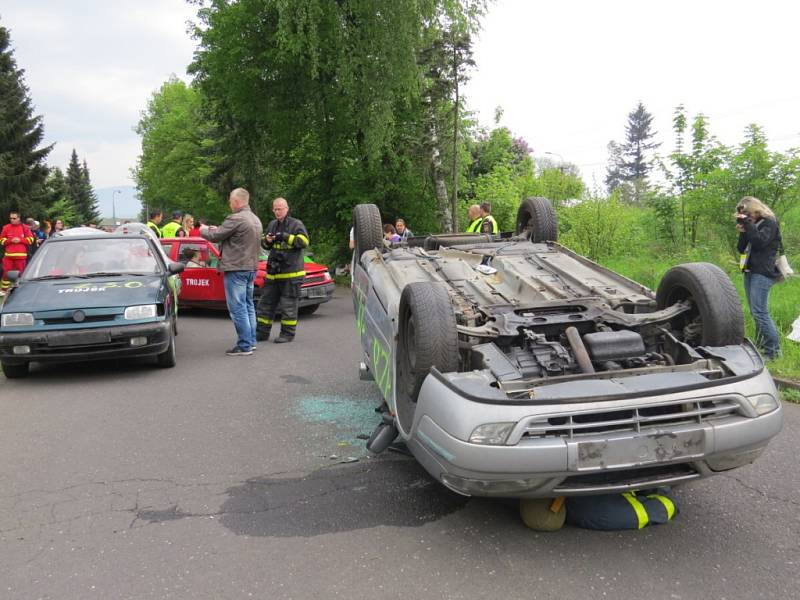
[478,202,499,234]
[465,204,482,233]
[161,210,186,238]
[147,209,163,238]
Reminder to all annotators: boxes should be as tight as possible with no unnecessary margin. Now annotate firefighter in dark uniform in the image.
[256,197,310,343]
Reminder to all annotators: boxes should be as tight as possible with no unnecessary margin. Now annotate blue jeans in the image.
[223,271,256,350]
[744,272,781,359]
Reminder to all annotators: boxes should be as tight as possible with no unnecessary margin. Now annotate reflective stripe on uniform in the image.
[4,252,27,257]
[296,234,309,246]
[280,319,298,326]
[647,494,676,520]
[286,234,295,246]
[257,317,273,325]
[622,492,648,529]
[265,271,305,280]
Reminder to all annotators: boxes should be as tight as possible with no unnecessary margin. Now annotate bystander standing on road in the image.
[256,197,310,344]
[147,210,163,238]
[49,218,64,237]
[181,214,194,237]
[189,218,204,237]
[201,188,263,355]
[395,218,412,240]
[26,218,46,255]
[736,196,783,360]
[465,204,482,232]
[161,210,185,238]
[383,224,401,243]
[1,211,34,296]
[478,202,499,234]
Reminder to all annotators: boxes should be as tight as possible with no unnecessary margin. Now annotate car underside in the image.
[351,198,783,498]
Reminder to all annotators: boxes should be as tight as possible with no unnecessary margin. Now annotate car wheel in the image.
[516,196,558,242]
[299,303,320,316]
[353,204,384,259]
[396,282,459,434]
[1,361,29,379]
[156,328,177,368]
[656,262,744,346]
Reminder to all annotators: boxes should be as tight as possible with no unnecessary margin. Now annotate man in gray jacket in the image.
[200,188,263,355]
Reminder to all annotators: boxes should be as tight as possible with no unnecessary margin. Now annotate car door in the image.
[177,240,225,304]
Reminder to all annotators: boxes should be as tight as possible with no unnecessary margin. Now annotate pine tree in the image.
[0,22,52,217]
[606,102,661,202]
[80,159,100,223]
[65,149,99,224]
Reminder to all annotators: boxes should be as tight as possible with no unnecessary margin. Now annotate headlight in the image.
[746,393,779,416]
[469,422,516,445]
[1,313,34,327]
[124,304,157,320]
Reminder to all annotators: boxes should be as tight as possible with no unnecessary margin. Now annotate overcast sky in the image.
[3,0,800,190]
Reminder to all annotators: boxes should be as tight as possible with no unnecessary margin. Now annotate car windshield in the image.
[24,238,162,279]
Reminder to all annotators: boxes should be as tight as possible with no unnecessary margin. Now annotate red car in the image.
[160,237,335,314]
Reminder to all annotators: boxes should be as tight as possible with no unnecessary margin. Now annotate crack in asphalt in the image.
[719,472,800,507]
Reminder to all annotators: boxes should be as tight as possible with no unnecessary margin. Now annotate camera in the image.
[736,214,749,225]
[267,251,286,275]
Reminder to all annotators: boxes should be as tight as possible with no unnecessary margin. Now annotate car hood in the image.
[3,276,165,313]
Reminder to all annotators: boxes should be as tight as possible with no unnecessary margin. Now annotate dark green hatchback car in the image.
[0,232,183,378]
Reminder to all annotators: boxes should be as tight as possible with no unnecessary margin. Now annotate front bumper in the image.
[404,368,784,498]
[0,321,172,364]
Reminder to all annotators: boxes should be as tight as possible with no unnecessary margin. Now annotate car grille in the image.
[555,463,700,492]
[303,273,327,285]
[32,340,131,355]
[520,397,740,439]
[41,315,117,325]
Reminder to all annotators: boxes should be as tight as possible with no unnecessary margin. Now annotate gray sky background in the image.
[3,0,800,191]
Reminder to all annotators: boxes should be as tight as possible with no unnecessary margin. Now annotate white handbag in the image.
[776,239,794,281]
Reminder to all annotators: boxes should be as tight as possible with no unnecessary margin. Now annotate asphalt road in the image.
[1,290,798,600]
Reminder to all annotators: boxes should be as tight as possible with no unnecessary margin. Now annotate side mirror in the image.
[7,270,20,282]
[168,262,185,275]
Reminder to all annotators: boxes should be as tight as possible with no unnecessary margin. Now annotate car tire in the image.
[396,282,459,434]
[353,204,383,259]
[1,361,29,379]
[299,303,320,316]
[516,196,558,242]
[156,328,177,368]
[656,262,744,346]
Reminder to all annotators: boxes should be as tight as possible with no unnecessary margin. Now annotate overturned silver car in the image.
[351,198,783,498]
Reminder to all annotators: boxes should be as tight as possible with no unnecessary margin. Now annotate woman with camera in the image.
[735,196,782,360]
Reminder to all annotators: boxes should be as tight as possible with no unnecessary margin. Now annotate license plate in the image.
[48,330,111,347]
[575,430,705,470]
[306,287,328,298]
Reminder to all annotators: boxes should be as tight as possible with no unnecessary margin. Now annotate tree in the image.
[65,149,99,224]
[606,102,660,202]
[134,77,227,223]
[419,20,477,231]
[0,22,52,217]
[187,0,487,259]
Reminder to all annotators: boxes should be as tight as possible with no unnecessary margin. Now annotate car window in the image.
[161,242,175,259]
[178,243,213,268]
[24,238,162,278]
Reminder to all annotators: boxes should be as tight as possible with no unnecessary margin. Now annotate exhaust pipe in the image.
[565,326,595,374]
